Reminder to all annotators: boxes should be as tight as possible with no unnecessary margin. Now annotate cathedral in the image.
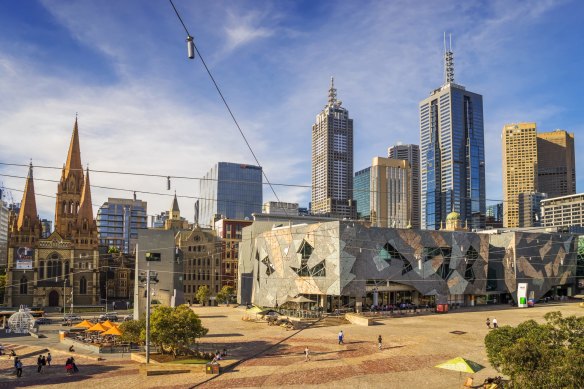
[5,119,100,309]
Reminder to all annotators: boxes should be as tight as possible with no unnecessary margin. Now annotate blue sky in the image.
[1,0,583,222]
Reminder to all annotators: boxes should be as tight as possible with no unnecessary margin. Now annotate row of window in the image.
[19,276,88,294]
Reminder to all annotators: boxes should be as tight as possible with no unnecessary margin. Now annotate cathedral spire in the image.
[17,162,38,230]
[77,167,94,225]
[64,117,83,179]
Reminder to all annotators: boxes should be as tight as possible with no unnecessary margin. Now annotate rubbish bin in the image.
[206,362,220,374]
[59,330,67,341]
[436,304,449,313]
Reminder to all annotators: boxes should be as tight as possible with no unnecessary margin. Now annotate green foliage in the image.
[150,305,208,357]
[119,318,146,344]
[484,311,584,388]
[108,246,120,254]
[216,285,235,304]
[195,285,210,306]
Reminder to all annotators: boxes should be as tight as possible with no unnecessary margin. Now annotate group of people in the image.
[36,353,52,373]
[486,317,498,329]
[65,357,79,375]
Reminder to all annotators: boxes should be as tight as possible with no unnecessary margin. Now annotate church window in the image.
[79,277,87,294]
[64,261,70,275]
[39,261,44,279]
[20,277,28,294]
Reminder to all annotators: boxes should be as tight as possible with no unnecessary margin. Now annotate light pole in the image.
[145,262,151,364]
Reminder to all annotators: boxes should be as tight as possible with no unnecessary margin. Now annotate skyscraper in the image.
[537,130,576,198]
[354,167,371,221]
[199,162,263,227]
[370,157,411,228]
[388,143,420,229]
[502,123,538,228]
[419,38,486,230]
[311,78,355,219]
[97,197,148,254]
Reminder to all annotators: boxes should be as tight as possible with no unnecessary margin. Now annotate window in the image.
[79,277,87,294]
[20,277,28,294]
[379,243,405,265]
[262,256,275,276]
[39,261,44,279]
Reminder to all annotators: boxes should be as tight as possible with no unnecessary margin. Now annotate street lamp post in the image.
[145,262,151,364]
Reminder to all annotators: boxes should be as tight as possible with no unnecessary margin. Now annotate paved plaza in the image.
[0,302,582,388]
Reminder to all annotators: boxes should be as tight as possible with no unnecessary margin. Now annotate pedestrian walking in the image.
[65,357,73,375]
[378,335,383,350]
[338,330,344,345]
[47,352,52,367]
[15,357,23,378]
[304,347,310,361]
[37,354,43,373]
[493,318,498,329]
[486,317,491,329]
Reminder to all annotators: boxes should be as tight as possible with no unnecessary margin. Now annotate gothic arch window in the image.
[69,202,74,214]
[76,202,80,214]
[20,277,28,294]
[62,201,67,214]
[39,261,44,279]
[82,219,88,231]
[79,277,87,294]
[64,261,70,276]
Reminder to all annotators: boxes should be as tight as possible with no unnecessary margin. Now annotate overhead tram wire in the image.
[167,0,288,218]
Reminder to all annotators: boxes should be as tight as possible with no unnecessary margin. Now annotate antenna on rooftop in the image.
[443,32,454,85]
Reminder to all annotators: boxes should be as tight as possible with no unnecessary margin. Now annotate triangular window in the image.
[261,256,275,276]
[380,243,405,266]
[402,258,413,275]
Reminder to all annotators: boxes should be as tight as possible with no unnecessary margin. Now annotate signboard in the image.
[517,283,528,308]
[15,247,33,269]
[145,252,161,262]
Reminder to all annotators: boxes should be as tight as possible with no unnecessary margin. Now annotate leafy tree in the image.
[195,285,210,306]
[119,317,146,344]
[216,285,235,304]
[484,311,584,388]
[108,246,120,254]
[150,305,208,357]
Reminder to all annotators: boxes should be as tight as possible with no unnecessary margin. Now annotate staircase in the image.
[312,315,351,328]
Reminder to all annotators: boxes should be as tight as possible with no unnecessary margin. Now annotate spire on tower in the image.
[64,117,83,178]
[77,167,94,225]
[17,162,39,230]
[443,32,454,85]
[327,76,337,106]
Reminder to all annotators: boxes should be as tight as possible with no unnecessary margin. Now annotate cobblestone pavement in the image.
[0,302,582,388]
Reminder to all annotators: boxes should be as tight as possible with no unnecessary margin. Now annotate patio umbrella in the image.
[435,357,485,380]
[73,320,94,329]
[102,326,123,336]
[101,320,115,329]
[87,322,108,332]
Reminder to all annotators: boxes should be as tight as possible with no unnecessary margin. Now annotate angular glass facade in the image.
[354,167,371,220]
[420,83,486,230]
[96,198,148,254]
[199,162,263,227]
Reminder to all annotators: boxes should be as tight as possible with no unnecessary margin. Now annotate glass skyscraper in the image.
[354,167,371,220]
[199,162,263,227]
[96,198,148,254]
[419,43,486,230]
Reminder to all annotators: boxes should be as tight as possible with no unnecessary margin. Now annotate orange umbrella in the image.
[101,320,114,329]
[73,320,94,329]
[87,322,107,332]
[102,326,123,336]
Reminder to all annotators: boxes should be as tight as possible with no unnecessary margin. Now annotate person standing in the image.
[378,335,383,350]
[338,330,344,345]
[493,318,498,329]
[15,357,23,378]
[486,318,491,329]
[304,347,310,361]
[47,352,52,367]
[37,354,43,373]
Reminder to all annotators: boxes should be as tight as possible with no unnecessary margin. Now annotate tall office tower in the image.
[354,167,371,221]
[389,144,420,229]
[486,203,503,228]
[518,192,547,228]
[537,130,576,198]
[311,78,356,219]
[97,198,148,254]
[199,162,263,228]
[0,196,9,269]
[419,38,486,230]
[370,157,411,228]
[502,123,538,228]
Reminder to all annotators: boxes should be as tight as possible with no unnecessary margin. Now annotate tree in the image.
[484,311,584,388]
[119,317,146,344]
[216,285,235,304]
[195,285,210,306]
[150,305,208,357]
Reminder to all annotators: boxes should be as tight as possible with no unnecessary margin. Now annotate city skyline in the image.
[1,1,583,222]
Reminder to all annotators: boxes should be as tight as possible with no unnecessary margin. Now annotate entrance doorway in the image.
[48,290,59,307]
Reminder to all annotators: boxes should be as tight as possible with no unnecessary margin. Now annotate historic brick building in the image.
[5,119,100,309]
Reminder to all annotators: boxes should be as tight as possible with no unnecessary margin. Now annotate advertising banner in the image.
[14,247,34,269]
[517,283,528,308]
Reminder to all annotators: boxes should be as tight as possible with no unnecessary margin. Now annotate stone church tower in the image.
[5,119,100,309]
